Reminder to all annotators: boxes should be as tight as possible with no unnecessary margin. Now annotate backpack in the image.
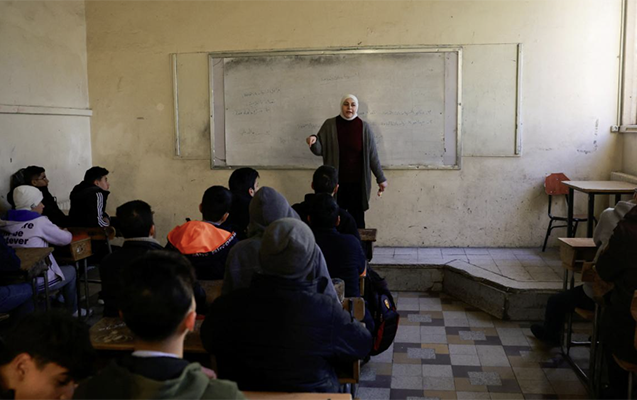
[363,267,400,356]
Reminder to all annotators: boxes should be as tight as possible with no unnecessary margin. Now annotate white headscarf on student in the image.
[339,94,359,121]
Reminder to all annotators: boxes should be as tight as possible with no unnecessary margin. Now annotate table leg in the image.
[74,262,82,317]
[83,259,90,315]
[31,279,38,311]
[587,193,595,237]
[616,194,622,205]
[43,272,50,311]
[567,188,574,237]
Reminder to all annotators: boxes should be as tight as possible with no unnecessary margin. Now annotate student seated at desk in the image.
[166,186,238,281]
[309,194,365,297]
[69,166,111,228]
[202,219,371,393]
[596,206,637,397]
[7,166,69,228]
[0,311,96,399]
[100,200,207,317]
[293,165,360,241]
[0,235,34,318]
[75,251,244,400]
[226,167,259,241]
[221,187,338,301]
[531,189,637,344]
[0,186,79,315]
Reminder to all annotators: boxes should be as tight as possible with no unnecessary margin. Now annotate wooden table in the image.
[243,392,351,400]
[90,317,205,354]
[562,181,637,237]
[359,228,377,262]
[55,235,93,316]
[558,237,597,387]
[14,247,53,310]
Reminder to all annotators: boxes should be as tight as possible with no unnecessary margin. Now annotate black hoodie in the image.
[69,181,110,228]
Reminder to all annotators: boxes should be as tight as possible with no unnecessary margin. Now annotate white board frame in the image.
[208,46,463,170]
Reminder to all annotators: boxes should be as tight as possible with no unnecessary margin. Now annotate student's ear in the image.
[333,184,339,196]
[248,188,255,197]
[336,215,341,227]
[13,353,33,381]
[219,212,229,224]
[198,204,203,214]
[183,309,196,333]
[311,182,314,191]
[149,225,156,238]
[307,215,312,224]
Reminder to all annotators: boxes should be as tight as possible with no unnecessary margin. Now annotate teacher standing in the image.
[306,95,388,228]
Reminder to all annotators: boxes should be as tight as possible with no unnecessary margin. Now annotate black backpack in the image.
[364,267,400,356]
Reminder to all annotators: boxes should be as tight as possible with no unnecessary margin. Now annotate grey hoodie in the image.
[222,187,338,300]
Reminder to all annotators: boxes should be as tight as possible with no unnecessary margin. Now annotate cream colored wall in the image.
[0,1,92,211]
[85,0,623,247]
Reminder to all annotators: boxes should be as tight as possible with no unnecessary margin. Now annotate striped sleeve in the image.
[96,192,109,227]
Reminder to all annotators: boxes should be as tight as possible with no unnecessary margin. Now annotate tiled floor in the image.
[359,291,591,400]
[372,248,565,284]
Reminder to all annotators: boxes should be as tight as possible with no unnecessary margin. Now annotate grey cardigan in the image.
[310,116,386,211]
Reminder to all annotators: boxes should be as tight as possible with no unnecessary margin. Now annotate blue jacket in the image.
[201,274,371,393]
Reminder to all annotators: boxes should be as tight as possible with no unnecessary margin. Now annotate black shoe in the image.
[531,324,559,345]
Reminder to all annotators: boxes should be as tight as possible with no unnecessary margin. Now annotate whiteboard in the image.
[210,48,461,169]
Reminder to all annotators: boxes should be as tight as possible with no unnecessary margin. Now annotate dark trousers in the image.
[337,182,365,229]
[543,285,595,341]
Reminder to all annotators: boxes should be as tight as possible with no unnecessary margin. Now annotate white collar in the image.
[131,350,179,359]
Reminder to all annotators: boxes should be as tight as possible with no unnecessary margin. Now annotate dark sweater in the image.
[226,192,251,241]
[336,116,363,183]
[69,181,110,227]
[292,194,361,242]
[313,228,366,297]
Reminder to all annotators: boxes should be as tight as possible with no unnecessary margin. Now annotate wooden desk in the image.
[199,280,223,305]
[90,317,205,354]
[558,237,597,277]
[55,235,93,316]
[243,392,351,400]
[14,247,53,311]
[359,228,377,262]
[562,181,637,237]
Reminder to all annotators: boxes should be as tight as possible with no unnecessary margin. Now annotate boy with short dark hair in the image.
[167,186,238,280]
[226,168,259,240]
[101,200,208,316]
[75,251,244,399]
[69,166,111,228]
[0,311,96,399]
[293,165,360,241]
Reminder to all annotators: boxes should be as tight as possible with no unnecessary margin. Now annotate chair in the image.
[542,173,590,252]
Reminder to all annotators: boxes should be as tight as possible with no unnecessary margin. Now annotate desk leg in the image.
[43,273,50,311]
[31,279,38,311]
[567,188,575,237]
[615,194,622,205]
[587,194,595,238]
[83,259,90,315]
[74,262,82,318]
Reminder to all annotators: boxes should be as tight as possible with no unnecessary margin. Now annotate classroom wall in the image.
[624,136,637,176]
[85,0,623,247]
[0,1,92,212]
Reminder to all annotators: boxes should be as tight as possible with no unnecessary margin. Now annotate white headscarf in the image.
[339,94,359,121]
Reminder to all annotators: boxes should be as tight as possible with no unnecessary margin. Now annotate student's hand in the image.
[201,366,217,379]
[378,180,388,197]
[306,136,317,147]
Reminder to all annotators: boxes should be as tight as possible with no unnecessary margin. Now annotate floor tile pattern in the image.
[359,291,591,400]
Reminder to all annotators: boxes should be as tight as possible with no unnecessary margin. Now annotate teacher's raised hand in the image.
[306,135,317,147]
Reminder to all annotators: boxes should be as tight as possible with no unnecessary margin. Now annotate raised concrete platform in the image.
[370,247,577,321]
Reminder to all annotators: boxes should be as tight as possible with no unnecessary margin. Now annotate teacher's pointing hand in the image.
[306,135,317,147]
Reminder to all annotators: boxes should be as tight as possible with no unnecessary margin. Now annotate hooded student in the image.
[202,218,371,393]
[221,187,338,301]
[0,186,78,314]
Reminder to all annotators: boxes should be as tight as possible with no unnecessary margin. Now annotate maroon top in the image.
[336,115,364,183]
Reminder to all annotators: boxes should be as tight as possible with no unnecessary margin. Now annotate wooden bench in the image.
[55,235,93,318]
[358,228,376,262]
